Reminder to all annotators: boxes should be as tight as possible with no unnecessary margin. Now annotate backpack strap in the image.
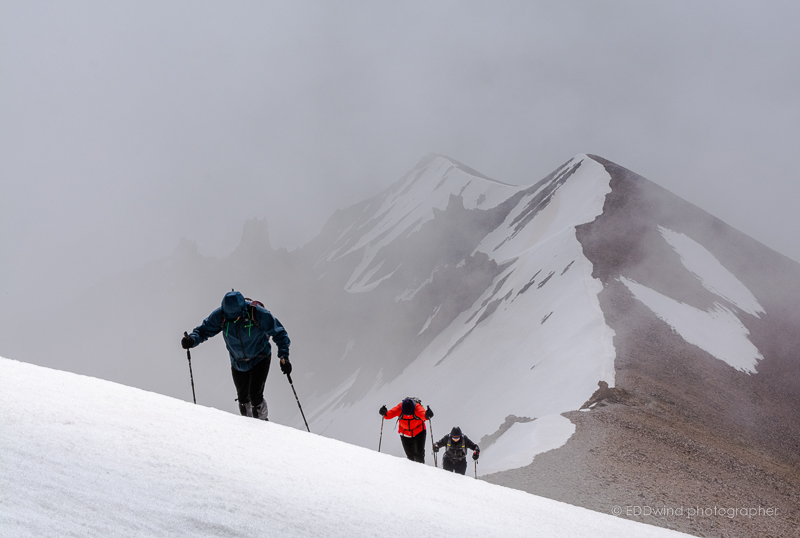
[244,299,262,330]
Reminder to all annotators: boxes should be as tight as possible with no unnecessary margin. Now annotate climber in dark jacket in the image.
[433,427,480,474]
[181,290,291,420]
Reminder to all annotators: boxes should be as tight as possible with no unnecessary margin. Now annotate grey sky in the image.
[1,1,799,325]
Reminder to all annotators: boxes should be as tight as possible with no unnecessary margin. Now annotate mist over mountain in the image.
[5,154,798,537]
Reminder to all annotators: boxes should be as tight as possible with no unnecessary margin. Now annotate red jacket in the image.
[384,401,427,437]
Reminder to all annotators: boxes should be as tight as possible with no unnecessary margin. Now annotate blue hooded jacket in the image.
[187,291,291,372]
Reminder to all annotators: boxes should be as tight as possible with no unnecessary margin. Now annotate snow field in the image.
[0,358,692,538]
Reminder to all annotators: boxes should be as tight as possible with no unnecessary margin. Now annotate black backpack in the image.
[446,437,468,460]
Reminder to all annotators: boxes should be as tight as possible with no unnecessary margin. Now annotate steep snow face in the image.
[0,358,691,538]
[307,155,617,473]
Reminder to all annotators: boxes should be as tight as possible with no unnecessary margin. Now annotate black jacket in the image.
[435,434,479,461]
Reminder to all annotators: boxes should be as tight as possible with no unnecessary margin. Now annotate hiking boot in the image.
[253,399,268,421]
[238,402,253,417]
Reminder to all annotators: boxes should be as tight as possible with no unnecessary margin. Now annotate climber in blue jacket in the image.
[182,290,291,420]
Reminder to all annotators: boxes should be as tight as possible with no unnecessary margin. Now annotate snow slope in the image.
[0,357,692,538]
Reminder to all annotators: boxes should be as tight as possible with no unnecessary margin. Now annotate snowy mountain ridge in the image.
[0,357,692,538]
[6,152,798,537]
[301,154,622,474]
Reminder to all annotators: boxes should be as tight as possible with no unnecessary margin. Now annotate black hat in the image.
[401,398,415,415]
[450,426,462,438]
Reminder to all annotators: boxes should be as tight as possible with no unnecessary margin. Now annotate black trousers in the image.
[231,355,271,407]
[400,429,427,463]
[442,456,468,475]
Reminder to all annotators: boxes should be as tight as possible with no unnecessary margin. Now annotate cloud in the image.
[1,0,798,330]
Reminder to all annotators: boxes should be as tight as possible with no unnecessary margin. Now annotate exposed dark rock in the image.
[479,414,536,450]
[580,380,637,409]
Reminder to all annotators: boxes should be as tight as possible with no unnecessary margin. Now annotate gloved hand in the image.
[379,405,387,417]
[473,450,480,461]
[425,406,434,419]
[181,334,193,349]
[279,356,292,375]
[433,443,440,453]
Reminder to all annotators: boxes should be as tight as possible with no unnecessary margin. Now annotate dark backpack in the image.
[446,437,468,460]
[245,298,265,329]
[402,397,422,414]
[397,396,424,427]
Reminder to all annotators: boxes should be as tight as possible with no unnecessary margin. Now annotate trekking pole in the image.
[286,373,310,432]
[429,419,437,467]
[183,332,196,404]
[378,419,384,452]
[475,459,478,479]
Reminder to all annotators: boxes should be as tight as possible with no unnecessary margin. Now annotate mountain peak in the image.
[318,154,526,289]
[413,153,514,186]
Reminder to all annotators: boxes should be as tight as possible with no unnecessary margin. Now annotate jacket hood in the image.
[222,291,247,319]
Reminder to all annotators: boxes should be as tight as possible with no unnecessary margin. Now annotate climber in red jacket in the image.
[379,397,433,463]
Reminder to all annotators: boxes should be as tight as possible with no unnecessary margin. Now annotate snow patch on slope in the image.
[659,227,764,317]
[480,415,576,475]
[395,265,443,302]
[620,277,763,373]
[418,305,441,335]
[348,260,401,293]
